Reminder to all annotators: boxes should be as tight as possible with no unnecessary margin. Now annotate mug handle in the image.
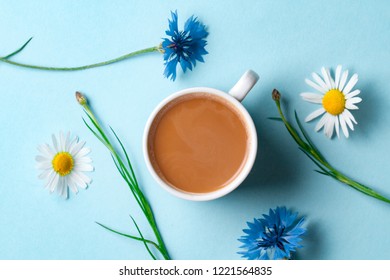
[228,70,259,102]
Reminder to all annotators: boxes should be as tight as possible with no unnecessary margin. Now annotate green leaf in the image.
[81,100,170,259]
[95,222,157,247]
[268,117,283,122]
[273,95,390,205]
[110,153,147,214]
[82,118,105,144]
[84,112,106,140]
[109,126,139,187]
[314,170,331,176]
[2,37,33,59]
[130,216,157,260]
[298,147,330,175]
[294,111,326,162]
[107,127,154,220]
[109,127,132,168]
[110,154,125,178]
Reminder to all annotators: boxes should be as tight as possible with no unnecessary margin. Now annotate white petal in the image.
[57,176,67,198]
[342,111,354,130]
[67,136,78,153]
[326,68,335,88]
[35,155,49,162]
[74,163,94,172]
[335,115,340,138]
[324,115,335,138]
[69,172,87,189]
[69,140,85,156]
[44,170,55,186]
[52,134,59,152]
[49,174,60,193]
[44,172,55,189]
[339,114,349,138]
[347,97,362,105]
[343,73,358,95]
[344,109,357,124]
[305,78,327,93]
[61,178,68,198]
[68,179,79,194]
[57,176,64,194]
[300,92,323,104]
[321,67,332,89]
[76,156,92,164]
[62,188,68,198]
[37,144,54,158]
[345,102,358,110]
[305,108,325,122]
[338,70,349,92]
[39,169,52,180]
[311,72,328,90]
[315,113,329,132]
[36,161,52,170]
[334,65,342,89]
[75,147,91,160]
[74,171,92,185]
[345,90,361,99]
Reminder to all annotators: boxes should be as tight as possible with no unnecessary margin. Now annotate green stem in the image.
[144,205,171,260]
[329,169,390,204]
[2,37,33,59]
[77,93,171,259]
[275,99,308,149]
[272,89,390,205]
[0,46,159,71]
[96,222,159,260]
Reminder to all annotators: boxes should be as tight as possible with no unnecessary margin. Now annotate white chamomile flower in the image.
[300,65,362,139]
[36,131,93,198]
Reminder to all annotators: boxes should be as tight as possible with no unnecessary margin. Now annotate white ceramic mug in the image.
[143,70,259,201]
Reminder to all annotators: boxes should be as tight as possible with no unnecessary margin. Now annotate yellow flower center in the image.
[322,89,345,115]
[52,152,74,176]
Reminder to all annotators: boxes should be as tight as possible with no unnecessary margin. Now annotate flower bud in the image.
[75,91,87,105]
[272,89,281,101]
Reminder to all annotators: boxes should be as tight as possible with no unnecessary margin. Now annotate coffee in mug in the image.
[144,70,259,201]
[147,92,249,193]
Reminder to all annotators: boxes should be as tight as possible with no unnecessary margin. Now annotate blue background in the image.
[1,0,389,260]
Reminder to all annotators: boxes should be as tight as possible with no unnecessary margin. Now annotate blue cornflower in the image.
[238,207,306,260]
[162,11,208,81]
